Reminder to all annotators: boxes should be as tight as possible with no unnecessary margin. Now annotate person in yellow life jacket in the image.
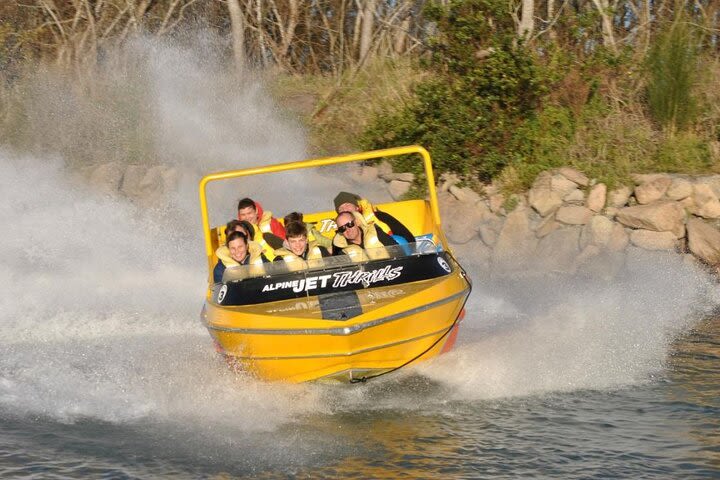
[274,221,330,271]
[332,191,415,244]
[332,211,398,262]
[237,198,284,259]
[215,219,271,265]
[213,231,269,283]
[238,198,286,239]
[283,211,333,253]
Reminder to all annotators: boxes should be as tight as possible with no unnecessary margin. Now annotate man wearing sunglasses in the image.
[332,211,399,261]
[333,191,415,245]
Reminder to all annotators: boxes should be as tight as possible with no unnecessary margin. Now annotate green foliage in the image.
[654,133,712,173]
[362,0,548,182]
[645,17,700,133]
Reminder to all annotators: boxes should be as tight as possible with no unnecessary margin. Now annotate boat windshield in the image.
[222,238,439,283]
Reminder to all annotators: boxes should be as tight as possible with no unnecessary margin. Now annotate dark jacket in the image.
[375,209,415,244]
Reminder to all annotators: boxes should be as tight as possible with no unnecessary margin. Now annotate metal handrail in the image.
[198,145,446,276]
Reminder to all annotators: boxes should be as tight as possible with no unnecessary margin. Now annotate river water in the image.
[1,149,719,479]
[2,40,719,478]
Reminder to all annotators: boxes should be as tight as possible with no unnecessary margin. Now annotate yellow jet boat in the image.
[198,146,471,383]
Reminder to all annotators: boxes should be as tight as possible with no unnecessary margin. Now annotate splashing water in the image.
[0,37,718,447]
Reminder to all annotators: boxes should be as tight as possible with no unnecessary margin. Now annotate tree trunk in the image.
[278,0,299,60]
[518,0,535,39]
[591,0,618,53]
[226,0,246,72]
[359,0,377,62]
[394,15,410,55]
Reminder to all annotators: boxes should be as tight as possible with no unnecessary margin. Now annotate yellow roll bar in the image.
[198,145,446,275]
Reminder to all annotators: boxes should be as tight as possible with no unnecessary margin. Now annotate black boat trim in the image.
[214,251,456,306]
[205,288,470,336]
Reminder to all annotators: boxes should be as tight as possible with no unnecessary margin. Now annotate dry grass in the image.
[268,58,426,156]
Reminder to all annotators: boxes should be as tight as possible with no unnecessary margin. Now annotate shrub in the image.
[362,0,548,182]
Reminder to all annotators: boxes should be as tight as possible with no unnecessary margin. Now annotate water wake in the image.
[1,37,718,438]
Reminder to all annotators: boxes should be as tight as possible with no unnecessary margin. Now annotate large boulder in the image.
[690,184,720,219]
[686,217,720,265]
[608,186,632,208]
[696,175,720,198]
[666,178,693,200]
[616,201,685,236]
[575,248,625,280]
[563,188,584,204]
[478,216,503,247]
[449,185,481,204]
[89,162,124,193]
[159,166,180,193]
[377,160,394,178]
[438,172,460,192]
[529,172,562,216]
[492,207,538,271]
[580,215,614,249]
[120,164,147,197]
[442,196,492,244]
[556,206,593,225]
[388,180,411,200]
[629,229,678,250]
[380,171,414,182]
[558,167,589,186]
[121,165,169,203]
[535,213,559,238]
[488,193,505,214]
[551,174,579,196]
[633,175,671,204]
[586,183,607,212]
[139,165,165,199]
[607,223,630,251]
[532,227,581,273]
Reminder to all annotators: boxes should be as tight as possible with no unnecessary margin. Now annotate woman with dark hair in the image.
[213,231,268,283]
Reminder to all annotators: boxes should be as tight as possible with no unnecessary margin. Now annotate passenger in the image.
[237,198,286,243]
[283,211,333,252]
[332,211,398,261]
[213,231,268,283]
[333,191,414,244]
[274,221,331,270]
[236,198,284,257]
[215,220,273,266]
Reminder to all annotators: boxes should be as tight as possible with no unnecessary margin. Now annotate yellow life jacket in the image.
[215,242,266,280]
[248,227,276,261]
[307,224,333,251]
[332,212,389,262]
[215,241,265,267]
[357,198,393,236]
[258,211,274,234]
[274,241,324,271]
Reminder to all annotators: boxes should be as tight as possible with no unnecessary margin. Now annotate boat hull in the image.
[203,271,470,383]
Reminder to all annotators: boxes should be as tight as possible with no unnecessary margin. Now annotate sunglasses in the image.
[337,220,355,234]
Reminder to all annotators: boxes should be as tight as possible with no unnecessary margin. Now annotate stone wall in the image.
[370,164,720,277]
[83,160,720,278]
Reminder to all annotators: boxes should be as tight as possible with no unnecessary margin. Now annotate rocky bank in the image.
[81,160,720,278]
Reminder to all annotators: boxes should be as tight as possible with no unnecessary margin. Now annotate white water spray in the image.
[1,36,718,433]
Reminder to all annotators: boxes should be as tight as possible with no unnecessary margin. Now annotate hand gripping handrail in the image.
[198,145,448,278]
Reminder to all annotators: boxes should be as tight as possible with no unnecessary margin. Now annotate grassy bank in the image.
[270,56,720,195]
